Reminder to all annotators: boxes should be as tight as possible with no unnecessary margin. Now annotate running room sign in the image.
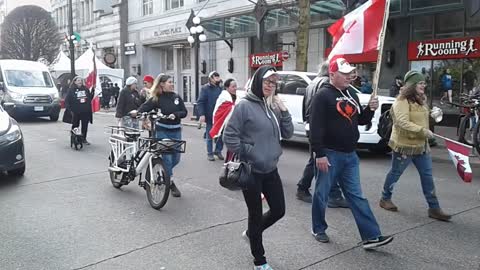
[249,51,289,68]
[408,37,480,60]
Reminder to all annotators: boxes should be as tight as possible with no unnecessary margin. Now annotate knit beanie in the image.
[404,70,425,87]
[125,76,137,86]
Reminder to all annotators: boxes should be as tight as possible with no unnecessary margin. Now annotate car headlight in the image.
[1,124,21,142]
[51,91,59,100]
[10,92,23,101]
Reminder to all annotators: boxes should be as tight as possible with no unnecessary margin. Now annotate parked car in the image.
[0,60,61,121]
[0,102,25,176]
[242,71,395,153]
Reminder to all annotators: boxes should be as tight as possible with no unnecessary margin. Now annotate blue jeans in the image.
[312,150,381,241]
[205,122,223,155]
[382,151,440,209]
[155,127,182,177]
[298,155,343,200]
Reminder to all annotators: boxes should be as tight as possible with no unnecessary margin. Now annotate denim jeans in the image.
[205,122,223,155]
[382,151,440,209]
[298,154,344,200]
[155,127,182,177]
[312,150,381,241]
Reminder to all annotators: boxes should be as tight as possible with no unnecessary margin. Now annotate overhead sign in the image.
[141,22,189,41]
[124,43,136,55]
[408,37,480,60]
[249,51,287,68]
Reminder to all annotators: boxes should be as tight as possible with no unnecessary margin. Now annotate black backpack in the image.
[378,108,393,141]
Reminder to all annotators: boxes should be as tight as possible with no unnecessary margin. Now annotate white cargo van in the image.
[0,60,61,121]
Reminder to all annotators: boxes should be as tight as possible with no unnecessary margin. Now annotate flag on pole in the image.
[441,136,473,183]
[327,0,387,60]
[85,48,102,112]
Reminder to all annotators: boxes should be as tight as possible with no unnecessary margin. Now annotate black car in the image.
[0,103,25,176]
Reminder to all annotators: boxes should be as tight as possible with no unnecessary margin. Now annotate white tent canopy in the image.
[50,48,124,87]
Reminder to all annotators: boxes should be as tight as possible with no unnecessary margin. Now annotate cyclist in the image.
[138,74,187,197]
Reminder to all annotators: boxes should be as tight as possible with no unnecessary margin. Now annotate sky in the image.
[6,0,51,12]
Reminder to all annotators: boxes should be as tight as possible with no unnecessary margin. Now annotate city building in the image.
[50,0,128,72]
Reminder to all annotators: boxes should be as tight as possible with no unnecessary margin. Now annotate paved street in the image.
[1,111,480,270]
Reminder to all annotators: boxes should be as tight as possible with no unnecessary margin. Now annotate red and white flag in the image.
[85,49,102,112]
[442,136,473,183]
[327,0,387,60]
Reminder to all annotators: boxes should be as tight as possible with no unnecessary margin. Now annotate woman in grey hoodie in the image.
[223,66,293,270]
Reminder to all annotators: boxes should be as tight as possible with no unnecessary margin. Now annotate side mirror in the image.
[296,88,306,96]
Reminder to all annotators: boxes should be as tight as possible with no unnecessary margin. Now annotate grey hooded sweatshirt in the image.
[223,66,294,174]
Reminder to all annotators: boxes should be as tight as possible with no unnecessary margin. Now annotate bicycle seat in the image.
[124,131,141,141]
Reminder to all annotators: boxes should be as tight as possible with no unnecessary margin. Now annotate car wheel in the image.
[8,165,25,176]
[50,113,59,121]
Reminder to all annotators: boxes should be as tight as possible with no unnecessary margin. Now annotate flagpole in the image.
[371,0,391,97]
[433,133,473,149]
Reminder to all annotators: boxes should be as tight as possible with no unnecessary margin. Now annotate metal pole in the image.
[195,35,200,99]
[68,0,75,78]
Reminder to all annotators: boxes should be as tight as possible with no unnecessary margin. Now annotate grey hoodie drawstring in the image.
[263,97,282,141]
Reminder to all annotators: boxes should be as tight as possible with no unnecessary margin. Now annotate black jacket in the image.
[65,85,93,114]
[309,82,374,157]
[389,82,401,97]
[196,83,222,124]
[115,87,145,118]
[138,92,187,126]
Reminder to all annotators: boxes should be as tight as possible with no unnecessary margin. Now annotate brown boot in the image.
[428,208,451,221]
[379,199,398,212]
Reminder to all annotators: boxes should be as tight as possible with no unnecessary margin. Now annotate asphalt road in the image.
[1,112,479,270]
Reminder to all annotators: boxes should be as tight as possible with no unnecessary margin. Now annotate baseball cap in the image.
[125,76,137,86]
[329,57,356,74]
[209,71,220,78]
[143,75,154,84]
[263,69,278,79]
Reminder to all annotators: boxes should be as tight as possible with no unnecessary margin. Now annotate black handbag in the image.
[219,154,252,190]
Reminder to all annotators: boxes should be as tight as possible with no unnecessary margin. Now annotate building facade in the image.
[50,0,128,71]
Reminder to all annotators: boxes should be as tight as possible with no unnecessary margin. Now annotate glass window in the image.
[166,48,174,71]
[142,0,153,16]
[265,8,297,31]
[466,9,480,36]
[435,11,463,39]
[165,0,184,10]
[5,70,53,88]
[411,15,433,41]
[203,19,223,39]
[277,75,308,95]
[225,15,256,38]
[182,48,191,70]
[390,0,401,12]
[410,0,462,10]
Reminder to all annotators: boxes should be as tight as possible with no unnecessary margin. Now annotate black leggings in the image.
[242,169,285,266]
[72,112,90,139]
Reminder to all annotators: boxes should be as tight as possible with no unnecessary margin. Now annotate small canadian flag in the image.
[442,136,473,183]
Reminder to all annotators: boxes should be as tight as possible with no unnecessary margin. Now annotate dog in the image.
[70,128,83,150]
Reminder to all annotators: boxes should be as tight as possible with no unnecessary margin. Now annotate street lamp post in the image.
[67,0,75,78]
[186,13,206,100]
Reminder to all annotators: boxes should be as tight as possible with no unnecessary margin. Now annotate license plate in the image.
[34,106,43,111]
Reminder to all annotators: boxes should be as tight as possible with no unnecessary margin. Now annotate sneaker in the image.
[296,189,312,203]
[362,235,394,250]
[312,232,330,243]
[379,199,398,212]
[83,139,91,145]
[242,230,249,244]
[207,154,215,161]
[170,182,181,197]
[428,208,451,222]
[254,263,273,270]
[328,197,349,208]
[214,152,225,160]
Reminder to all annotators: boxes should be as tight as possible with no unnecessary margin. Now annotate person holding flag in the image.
[64,76,94,145]
[379,70,452,222]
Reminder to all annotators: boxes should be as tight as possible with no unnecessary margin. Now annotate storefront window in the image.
[265,8,297,31]
[390,0,401,12]
[166,48,174,71]
[225,15,256,38]
[410,0,463,10]
[466,9,480,36]
[203,19,223,39]
[182,48,191,70]
[411,15,433,41]
[435,11,463,39]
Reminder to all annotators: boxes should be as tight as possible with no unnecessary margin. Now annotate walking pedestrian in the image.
[296,61,348,207]
[209,78,238,161]
[138,74,187,197]
[310,57,393,249]
[197,71,223,161]
[224,66,293,270]
[379,70,452,221]
[115,76,144,128]
[141,75,154,100]
[440,69,453,104]
[64,76,94,145]
[389,75,403,98]
[112,83,120,107]
[463,65,477,94]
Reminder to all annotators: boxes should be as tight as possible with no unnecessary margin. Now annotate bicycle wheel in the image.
[458,115,475,146]
[473,121,480,155]
[109,151,123,189]
[145,157,170,209]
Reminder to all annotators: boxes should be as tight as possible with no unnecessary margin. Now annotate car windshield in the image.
[4,70,54,88]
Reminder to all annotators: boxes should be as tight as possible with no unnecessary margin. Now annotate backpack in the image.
[378,108,393,141]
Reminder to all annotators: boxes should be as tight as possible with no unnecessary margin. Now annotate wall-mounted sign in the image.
[154,27,183,38]
[141,22,189,41]
[408,37,480,60]
[124,43,136,55]
[249,51,289,68]
[104,53,116,64]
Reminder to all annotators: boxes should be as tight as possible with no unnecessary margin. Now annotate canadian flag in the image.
[443,137,473,183]
[85,49,102,112]
[327,0,388,60]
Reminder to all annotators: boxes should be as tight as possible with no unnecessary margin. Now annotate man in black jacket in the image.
[310,57,393,249]
[115,76,144,128]
[296,61,348,208]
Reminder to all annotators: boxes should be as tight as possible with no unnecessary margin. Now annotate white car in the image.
[241,71,395,153]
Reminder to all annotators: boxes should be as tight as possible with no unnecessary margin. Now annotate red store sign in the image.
[249,51,289,68]
[408,37,480,61]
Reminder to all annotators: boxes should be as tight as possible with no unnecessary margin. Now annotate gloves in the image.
[423,128,434,139]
